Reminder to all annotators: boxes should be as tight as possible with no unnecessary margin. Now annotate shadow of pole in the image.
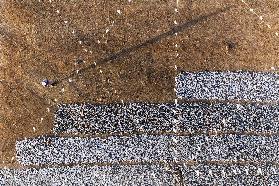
[58,6,233,84]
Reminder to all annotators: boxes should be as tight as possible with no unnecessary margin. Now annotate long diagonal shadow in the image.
[58,6,233,84]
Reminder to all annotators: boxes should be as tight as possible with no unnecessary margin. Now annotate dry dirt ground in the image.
[1,0,279,168]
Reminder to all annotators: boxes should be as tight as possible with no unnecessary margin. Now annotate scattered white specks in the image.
[56,10,60,14]
[240,1,278,38]
[174,65,177,70]
[41,81,47,87]
[33,127,36,132]
[222,169,226,177]
[64,20,68,24]
[276,32,279,36]
[54,98,58,102]
[61,88,65,92]
[257,168,263,175]
[245,168,249,175]
[72,30,76,34]
[78,41,82,45]
[76,70,79,74]
[83,48,88,52]
[222,118,227,124]
[175,8,178,12]
[105,29,110,33]
[97,40,101,44]
[46,108,50,112]
[271,167,276,174]
[128,0,132,2]
[175,44,178,47]
[236,104,243,110]
[267,24,271,29]
[68,78,73,83]
[89,50,93,54]
[172,137,178,143]
[40,118,44,122]
[117,10,121,14]
[100,69,103,73]
[174,20,178,25]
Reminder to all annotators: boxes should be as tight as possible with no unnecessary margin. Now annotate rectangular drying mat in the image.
[175,71,279,102]
[54,102,279,134]
[0,164,175,185]
[16,134,279,165]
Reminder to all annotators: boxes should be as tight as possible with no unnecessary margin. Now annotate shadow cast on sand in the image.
[58,6,233,84]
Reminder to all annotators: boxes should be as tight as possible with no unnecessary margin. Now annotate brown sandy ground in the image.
[1,0,279,167]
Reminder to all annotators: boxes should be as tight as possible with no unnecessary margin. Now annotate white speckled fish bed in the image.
[54,102,279,134]
[180,163,279,185]
[16,135,279,165]
[1,164,278,185]
[0,164,175,186]
[175,71,279,102]
[54,103,177,134]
